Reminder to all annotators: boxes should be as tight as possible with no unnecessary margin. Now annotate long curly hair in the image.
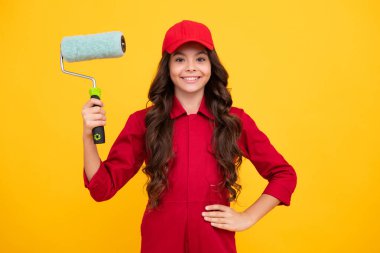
[143,50,243,209]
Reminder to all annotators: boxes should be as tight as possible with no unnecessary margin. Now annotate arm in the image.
[242,193,281,225]
[82,98,104,182]
[238,108,297,206]
[83,133,101,182]
[83,111,147,202]
[203,194,280,231]
[202,108,297,231]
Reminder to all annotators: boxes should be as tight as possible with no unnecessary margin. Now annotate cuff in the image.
[83,169,91,188]
[262,182,293,206]
[83,159,104,189]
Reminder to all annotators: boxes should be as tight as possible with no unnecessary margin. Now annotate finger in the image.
[83,100,104,111]
[90,98,104,106]
[90,106,105,114]
[84,120,106,129]
[84,114,106,122]
[82,107,105,117]
[204,216,228,224]
[210,222,233,231]
[202,211,229,218]
[90,114,106,121]
[205,205,229,212]
[85,98,104,108]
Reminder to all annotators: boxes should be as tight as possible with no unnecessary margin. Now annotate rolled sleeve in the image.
[83,110,147,202]
[235,108,297,206]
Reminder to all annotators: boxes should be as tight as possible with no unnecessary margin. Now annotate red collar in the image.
[170,95,215,120]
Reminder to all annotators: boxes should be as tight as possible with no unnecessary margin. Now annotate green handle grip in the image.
[90,88,105,144]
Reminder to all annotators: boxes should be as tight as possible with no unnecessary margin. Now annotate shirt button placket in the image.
[185,115,190,252]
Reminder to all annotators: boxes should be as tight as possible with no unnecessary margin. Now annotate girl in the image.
[82,20,297,253]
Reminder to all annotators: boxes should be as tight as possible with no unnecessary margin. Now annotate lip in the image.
[181,76,200,78]
[180,76,201,83]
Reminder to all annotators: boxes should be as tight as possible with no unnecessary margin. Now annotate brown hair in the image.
[143,50,243,209]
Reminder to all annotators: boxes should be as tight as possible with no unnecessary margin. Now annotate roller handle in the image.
[91,94,105,144]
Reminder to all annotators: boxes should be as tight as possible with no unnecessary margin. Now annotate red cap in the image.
[162,20,215,54]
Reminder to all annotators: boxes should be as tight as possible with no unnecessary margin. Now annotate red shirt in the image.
[83,94,297,253]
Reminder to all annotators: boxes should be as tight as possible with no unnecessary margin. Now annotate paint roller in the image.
[60,31,126,144]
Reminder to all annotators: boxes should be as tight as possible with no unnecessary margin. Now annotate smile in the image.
[181,76,200,81]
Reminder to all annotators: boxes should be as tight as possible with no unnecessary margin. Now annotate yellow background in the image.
[1,0,379,252]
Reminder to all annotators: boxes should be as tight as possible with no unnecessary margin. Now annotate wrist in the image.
[242,210,258,227]
[83,132,93,140]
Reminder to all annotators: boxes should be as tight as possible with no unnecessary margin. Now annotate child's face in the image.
[169,42,211,98]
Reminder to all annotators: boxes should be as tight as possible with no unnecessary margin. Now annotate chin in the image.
[178,86,205,94]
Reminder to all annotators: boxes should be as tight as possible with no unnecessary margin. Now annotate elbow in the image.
[281,164,297,191]
[290,166,297,192]
[84,164,117,202]
[269,165,297,206]
[88,187,115,202]
[280,165,297,195]
[270,164,297,189]
[90,193,108,202]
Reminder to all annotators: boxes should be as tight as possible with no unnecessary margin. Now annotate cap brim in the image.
[165,39,214,54]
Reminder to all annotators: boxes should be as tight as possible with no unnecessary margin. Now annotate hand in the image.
[202,204,255,232]
[82,98,106,137]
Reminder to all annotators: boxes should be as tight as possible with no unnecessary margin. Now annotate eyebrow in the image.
[173,50,208,56]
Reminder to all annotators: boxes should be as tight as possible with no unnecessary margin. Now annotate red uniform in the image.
[84,94,297,253]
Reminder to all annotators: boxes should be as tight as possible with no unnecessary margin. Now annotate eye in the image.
[197,57,207,62]
[174,57,184,62]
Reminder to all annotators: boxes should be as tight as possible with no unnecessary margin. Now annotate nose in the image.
[186,60,197,72]
[185,64,197,72]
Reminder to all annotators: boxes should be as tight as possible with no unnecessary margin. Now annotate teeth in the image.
[182,77,199,81]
